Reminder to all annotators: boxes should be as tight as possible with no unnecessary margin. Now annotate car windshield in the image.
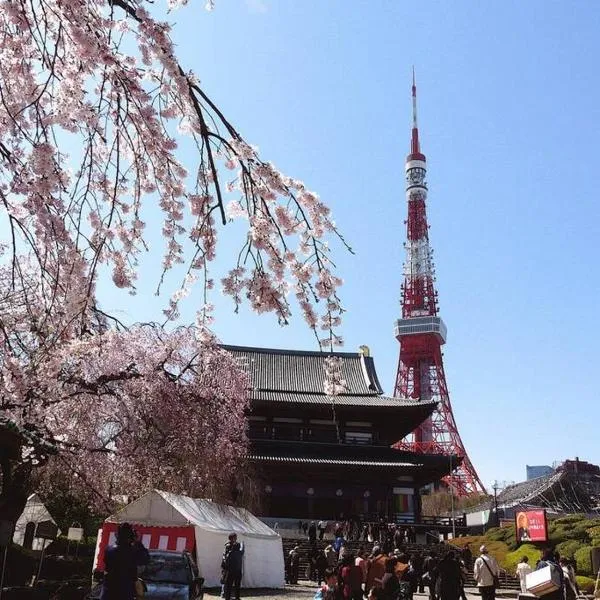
[142,554,189,585]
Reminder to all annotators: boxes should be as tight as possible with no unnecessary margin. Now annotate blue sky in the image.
[98,0,600,489]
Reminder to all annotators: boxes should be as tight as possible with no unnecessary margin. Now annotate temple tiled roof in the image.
[250,440,460,480]
[497,472,564,506]
[221,345,435,409]
[250,390,434,408]
[222,345,383,394]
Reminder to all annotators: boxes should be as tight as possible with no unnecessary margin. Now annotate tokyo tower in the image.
[394,72,486,496]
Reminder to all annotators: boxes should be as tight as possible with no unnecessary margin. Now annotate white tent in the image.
[13,493,60,551]
[104,490,284,588]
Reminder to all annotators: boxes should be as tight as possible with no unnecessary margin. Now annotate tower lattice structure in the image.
[393,73,486,496]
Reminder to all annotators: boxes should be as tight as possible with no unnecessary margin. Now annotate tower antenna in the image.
[393,73,486,496]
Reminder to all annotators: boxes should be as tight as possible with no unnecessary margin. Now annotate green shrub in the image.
[503,544,542,573]
[553,515,587,525]
[556,540,585,559]
[574,546,593,576]
[576,575,595,594]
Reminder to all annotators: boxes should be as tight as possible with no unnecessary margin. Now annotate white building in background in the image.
[13,493,60,551]
[526,465,553,480]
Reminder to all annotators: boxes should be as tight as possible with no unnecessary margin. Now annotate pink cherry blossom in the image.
[0,0,350,519]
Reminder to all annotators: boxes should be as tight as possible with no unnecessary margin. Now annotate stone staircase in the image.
[281,537,522,590]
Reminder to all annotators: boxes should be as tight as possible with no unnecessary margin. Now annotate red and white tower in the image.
[394,72,486,496]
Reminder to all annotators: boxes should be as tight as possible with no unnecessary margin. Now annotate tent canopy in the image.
[107,490,277,539]
[13,493,61,551]
[104,490,284,588]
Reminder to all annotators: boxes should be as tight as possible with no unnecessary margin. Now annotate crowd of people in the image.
[298,520,419,545]
[287,524,473,600]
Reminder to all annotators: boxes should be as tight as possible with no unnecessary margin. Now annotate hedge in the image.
[504,544,542,573]
[554,515,587,525]
[576,576,595,594]
[556,539,585,560]
[574,545,593,576]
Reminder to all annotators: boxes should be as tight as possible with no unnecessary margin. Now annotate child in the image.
[314,568,339,600]
[368,587,385,600]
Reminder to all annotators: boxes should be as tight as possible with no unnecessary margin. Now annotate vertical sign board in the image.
[515,509,548,543]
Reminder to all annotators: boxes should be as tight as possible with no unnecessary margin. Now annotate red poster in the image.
[515,510,548,543]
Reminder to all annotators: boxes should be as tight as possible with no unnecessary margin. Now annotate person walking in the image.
[394,527,404,552]
[458,556,469,600]
[423,551,439,600]
[325,544,338,570]
[289,546,301,585]
[222,533,244,600]
[314,568,340,600]
[560,557,579,600]
[473,545,499,600]
[381,557,401,600]
[316,548,329,585]
[409,552,424,596]
[100,523,149,600]
[309,521,318,543]
[516,556,532,594]
[318,520,327,541]
[333,532,345,555]
[356,548,368,588]
[366,546,387,591]
[341,554,364,600]
[534,550,564,600]
[308,545,321,582]
[436,552,462,600]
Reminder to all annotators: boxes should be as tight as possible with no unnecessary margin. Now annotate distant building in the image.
[465,458,600,532]
[527,465,553,480]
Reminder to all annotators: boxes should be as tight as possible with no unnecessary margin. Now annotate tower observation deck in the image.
[393,72,486,496]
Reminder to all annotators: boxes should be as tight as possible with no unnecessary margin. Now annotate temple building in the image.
[223,344,459,522]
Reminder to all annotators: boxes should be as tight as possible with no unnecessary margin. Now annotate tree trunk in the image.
[0,458,31,525]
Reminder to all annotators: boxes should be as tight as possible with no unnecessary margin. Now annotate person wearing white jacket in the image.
[473,545,500,600]
[516,556,533,593]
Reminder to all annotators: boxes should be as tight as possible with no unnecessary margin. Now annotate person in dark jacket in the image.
[289,546,301,584]
[222,533,245,600]
[423,552,439,600]
[100,523,149,600]
[316,550,329,585]
[309,521,318,542]
[411,552,424,594]
[535,549,564,600]
[436,552,462,600]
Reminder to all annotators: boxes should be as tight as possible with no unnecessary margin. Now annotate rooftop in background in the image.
[466,457,600,516]
[222,344,436,409]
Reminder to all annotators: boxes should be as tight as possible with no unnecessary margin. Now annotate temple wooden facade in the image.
[223,345,459,522]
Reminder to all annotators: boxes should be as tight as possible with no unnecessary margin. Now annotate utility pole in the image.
[449,456,456,538]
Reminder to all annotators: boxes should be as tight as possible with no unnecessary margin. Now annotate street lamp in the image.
[492,481,500,527]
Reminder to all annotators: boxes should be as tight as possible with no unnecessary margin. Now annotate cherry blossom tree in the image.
[0,0,348,521]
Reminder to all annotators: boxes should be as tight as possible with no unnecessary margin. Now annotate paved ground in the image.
[203,586,520,599]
